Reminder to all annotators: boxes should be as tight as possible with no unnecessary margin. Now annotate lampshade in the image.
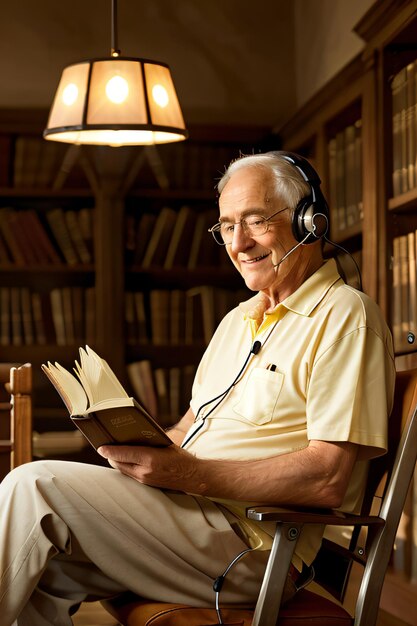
[43,1,188,146]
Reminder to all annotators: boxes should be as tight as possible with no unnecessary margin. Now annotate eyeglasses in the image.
[208,207,289,245]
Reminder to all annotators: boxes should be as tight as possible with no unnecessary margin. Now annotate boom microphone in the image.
[272,233,311,268]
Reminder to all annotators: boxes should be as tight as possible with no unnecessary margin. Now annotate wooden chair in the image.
[0,363,32,480]
[102,367,417,626]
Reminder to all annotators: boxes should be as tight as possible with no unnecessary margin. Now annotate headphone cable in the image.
[324,235,363,291]
[180,342,259,448]
[213,546,254,625]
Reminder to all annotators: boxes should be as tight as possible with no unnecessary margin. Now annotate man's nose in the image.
[230,223,253,253]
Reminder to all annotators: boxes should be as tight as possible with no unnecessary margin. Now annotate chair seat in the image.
[104,589,353,626]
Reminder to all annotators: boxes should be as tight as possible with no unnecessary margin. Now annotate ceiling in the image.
[0,0,295,131]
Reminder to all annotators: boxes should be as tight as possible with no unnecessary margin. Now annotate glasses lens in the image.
[245,215,268,237]
[210,225,226,245]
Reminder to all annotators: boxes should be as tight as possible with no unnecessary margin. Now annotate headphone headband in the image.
[267,150,329,243]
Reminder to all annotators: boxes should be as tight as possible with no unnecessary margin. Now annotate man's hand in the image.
[98,444,203,493]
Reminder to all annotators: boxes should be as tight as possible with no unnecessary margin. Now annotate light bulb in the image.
[106,75,129,104]
[152,84,169,108]
[62,83,79,106]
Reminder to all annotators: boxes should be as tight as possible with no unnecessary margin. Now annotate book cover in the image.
[24,210,62,264]
[149,290,171,344]
[125,291,137,345]
[133,291,149,344]
[0,231,12,264]
[7,211,39,264]
[0,208,26,266]
[65,210,92,264]
[392,236,402,350]
[20,287,34,345]
[50,288,66,346]
[141,207,177,267]
[10,287,23,345]
[126,360,158,417]
[31,292,47,345]
[392,67,407,197]
[46,208,79,265]
[42,346,171,450]
[164,205,195,268]
[408,231,417,341]
[133,212,157,267]
[78,208,95,260]
[0,287,10,345]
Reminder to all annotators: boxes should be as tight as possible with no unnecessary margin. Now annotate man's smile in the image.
[241,252,271,264]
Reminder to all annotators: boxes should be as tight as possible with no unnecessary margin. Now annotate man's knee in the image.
[2,460,58,488]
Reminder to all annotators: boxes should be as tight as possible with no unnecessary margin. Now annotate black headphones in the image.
[270,150,330,243]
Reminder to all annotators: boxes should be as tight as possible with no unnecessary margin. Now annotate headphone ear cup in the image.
[292,202,329,243]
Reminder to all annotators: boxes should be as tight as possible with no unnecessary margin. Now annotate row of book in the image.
[13,136,68,189]
[127,360,196,426]
[156,142,238,191]
[0,286,95,347]
[391,60,417,197]
[125,205,226,269]
[327,120,363,235]
[392,231,417,352]
[0,207,94,266]
[11,135,240,193]
[126,286,249,347]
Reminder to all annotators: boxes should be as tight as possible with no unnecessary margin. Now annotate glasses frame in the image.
[208,207,289,246]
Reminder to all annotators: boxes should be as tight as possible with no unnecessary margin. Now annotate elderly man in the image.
[0,151,395,626]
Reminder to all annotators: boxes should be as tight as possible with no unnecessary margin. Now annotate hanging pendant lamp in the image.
[43,0,188,147]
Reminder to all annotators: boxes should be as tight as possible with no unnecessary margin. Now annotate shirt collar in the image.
[239,259,343,324]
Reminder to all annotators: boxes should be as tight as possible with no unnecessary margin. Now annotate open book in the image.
[42,346,172,450]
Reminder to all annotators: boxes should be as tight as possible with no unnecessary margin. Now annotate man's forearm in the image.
[98,438,358,510]
[186,440,358,508]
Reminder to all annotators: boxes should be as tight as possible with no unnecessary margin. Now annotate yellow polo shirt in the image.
[184,259,395,565]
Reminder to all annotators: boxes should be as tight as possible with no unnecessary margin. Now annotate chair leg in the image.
[252,522,303,626]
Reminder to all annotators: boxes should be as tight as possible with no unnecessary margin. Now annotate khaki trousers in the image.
[0,460,270,626]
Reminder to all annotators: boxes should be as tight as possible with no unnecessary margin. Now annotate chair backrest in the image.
[365,367,417,515]
[0,363,32,479]
[353,367,417,625]
[311,368,417,613]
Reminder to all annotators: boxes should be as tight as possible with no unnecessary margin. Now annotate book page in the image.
[84,397,136,413]
[41,361,88,415]
[74,346,129,406]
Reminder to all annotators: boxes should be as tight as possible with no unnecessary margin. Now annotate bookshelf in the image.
[122,129,259,424]
[277,54,365,294]
[276,1,417,621]
[0,112,264,442]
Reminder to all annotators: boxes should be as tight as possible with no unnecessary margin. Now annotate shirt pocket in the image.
[232,367,284,425]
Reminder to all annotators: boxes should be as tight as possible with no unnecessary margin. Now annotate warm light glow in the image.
[62,83,79,106]
[105,75,129,104]
[44,128,187,146]
[152,84,169,108]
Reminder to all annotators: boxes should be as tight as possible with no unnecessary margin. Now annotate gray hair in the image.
[217,152,311,209]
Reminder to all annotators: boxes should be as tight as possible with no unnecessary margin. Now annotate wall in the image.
[0,0,296,128]
[293,0,375,111]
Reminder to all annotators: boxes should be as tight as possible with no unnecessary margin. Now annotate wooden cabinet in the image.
[0,114,265,439]
[276,1,417,621]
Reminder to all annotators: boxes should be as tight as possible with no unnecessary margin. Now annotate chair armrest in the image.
[246,505,385,527]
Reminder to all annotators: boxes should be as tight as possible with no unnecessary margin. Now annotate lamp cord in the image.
[111,0,120,56]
